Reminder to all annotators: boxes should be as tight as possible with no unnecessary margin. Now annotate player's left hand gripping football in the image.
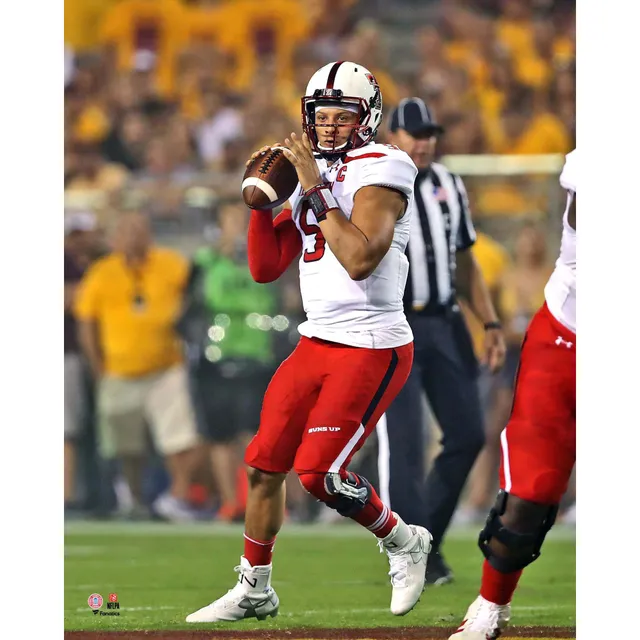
[282,132,323,192]
[484,327,507,374]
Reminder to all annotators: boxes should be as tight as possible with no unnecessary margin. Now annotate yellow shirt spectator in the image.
[515,53,551,90]
[460,232,511,359]
[73,104,111,143]
[496,19,535,61]
[99,0,189,97]
[486,111,571,155]
[65,0,115,51]
[75,246,189,377]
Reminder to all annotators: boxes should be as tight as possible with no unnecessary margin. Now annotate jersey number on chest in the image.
[299,202,326,262]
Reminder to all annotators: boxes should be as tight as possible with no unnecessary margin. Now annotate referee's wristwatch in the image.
[483,321,502,331]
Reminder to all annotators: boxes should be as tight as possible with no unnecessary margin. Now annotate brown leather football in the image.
[241,147,299,210]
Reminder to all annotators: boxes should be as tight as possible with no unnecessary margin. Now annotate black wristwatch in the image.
[484,321,502,331]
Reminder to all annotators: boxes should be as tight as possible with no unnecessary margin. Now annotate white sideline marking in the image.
[64,521,576,541]
[283,607,389,617]
[64,545,107,556]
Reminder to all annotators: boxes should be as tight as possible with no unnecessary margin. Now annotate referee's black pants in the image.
[376,310,485,551]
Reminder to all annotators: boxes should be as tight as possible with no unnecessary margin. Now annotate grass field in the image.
[64,521,575,638]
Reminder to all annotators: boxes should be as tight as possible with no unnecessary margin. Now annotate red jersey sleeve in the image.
[247,208,302,283]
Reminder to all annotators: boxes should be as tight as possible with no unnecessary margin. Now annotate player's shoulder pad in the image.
[559,149,576,193]
[345,143,417,197]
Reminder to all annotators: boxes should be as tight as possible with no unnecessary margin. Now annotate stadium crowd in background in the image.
[63,0,576,523]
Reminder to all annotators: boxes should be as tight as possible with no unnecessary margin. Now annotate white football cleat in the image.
[379,514,432,616]
[448,595,511,639]
[186,556,279,623]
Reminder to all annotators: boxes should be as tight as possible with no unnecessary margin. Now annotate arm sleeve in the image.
[247,208,302,283]
[357,155,418,198]
[454,174,477,251]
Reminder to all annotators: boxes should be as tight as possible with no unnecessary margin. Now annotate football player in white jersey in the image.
[186,61,432,624]
[450,150,576,639]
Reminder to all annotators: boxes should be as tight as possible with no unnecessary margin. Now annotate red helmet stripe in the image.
[326,61,344,90]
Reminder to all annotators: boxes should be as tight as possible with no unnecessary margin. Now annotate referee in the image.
[376,98,506,585]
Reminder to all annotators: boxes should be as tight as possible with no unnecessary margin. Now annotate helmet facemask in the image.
[302,91,376,159]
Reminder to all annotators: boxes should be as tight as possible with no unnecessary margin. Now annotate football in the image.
[241,146,299,210]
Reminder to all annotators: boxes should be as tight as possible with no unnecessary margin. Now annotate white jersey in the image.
[289,142,418,349]
[544,149,576,334]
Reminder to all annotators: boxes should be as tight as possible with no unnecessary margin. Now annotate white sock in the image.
[383,514,413,549]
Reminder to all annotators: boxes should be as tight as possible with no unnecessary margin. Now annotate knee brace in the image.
[325,472,372,517]
[478,490,558,573]
[298,471,371,517]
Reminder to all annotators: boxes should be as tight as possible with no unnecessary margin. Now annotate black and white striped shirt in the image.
[404,162,476,315]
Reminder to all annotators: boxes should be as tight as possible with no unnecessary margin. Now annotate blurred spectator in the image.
[196,90,244,167]
[134,136,199,218]
[416,25,452,95]
[64,212,102,513]
[341,19,400,107]
[460,229,512,372]
[102,109,150,171]
[167,115,202,170]
[459,222,552,522]
[74,212,201,521]
[456,226,509,525]
[437,110,485,156]
[277,46,327,123]
[495,0,536,61]
[485,84,570,155]
[65,69,111,145]
[301,0,358,61]
[65,141,129,194]
[549,59,576,147]
[209,138,252,200]
[180,201,277,521]
[476,45,518,127]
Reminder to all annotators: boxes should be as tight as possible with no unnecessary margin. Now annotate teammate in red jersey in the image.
[450,150,577,639]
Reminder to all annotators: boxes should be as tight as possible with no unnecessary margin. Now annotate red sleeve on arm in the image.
[247,208,302,283]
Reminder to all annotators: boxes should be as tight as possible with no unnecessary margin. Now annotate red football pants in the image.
[245,337,413,475]
[499,303,576,504]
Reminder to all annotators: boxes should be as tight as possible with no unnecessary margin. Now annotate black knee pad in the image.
[324,471,372,517]
[478,490,558,573]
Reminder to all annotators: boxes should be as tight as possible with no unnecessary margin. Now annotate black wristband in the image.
[305,184,338,222]
[484,321,502,331]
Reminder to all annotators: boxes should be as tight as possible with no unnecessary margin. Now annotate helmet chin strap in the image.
[318,140,349,152]
[317,124,365,155]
